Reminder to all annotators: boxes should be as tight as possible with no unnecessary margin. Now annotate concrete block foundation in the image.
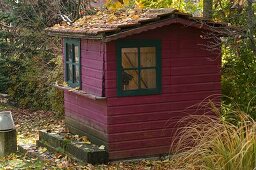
[0,129,17,156]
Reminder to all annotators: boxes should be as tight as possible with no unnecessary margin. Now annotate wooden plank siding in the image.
[64,39,108,146]
[80,40,105,97]
[105,24,221,160]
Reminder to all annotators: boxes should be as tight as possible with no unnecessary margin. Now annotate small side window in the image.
[64,38,81,88]
[117,40,161,96]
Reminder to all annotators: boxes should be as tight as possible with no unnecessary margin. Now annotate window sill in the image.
[53,84,106,100]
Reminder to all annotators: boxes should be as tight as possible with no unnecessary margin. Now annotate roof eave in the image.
[45,16,232,42]
[103,18,229,42]
[46,29,105,40]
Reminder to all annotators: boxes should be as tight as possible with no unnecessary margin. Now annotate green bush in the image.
[0,0,96,114]
[6,53,64,113]
[0,1,64,113]
[222,41,256,118]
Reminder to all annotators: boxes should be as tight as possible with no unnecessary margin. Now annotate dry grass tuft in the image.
[170,112,256,170]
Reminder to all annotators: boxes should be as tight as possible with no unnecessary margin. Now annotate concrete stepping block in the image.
[0,129,17,156]
[37,130,108,164]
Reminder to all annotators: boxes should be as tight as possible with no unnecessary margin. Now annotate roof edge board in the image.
[47,31,104,39]
[103,17,224,42]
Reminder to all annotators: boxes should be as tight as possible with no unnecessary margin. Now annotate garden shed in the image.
[47,8,225,160]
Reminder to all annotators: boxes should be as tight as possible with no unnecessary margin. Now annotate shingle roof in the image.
[46,8,228,41]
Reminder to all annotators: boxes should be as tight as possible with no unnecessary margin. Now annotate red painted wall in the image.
[64,39,108,145]
[63,24,221,160]
[81,40,105,97]
[105,24,221,160]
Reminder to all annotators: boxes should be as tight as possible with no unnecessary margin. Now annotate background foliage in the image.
[1,0,256,118]
[0,0,96,113]
[0,0,66,112]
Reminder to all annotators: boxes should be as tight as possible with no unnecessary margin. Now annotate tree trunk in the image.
[203,0,213,19]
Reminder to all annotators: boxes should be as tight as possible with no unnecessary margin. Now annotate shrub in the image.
[0,1,64,113]
[222,43,256,119]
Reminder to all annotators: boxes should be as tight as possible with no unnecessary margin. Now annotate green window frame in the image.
[117,40,161,96]
[64,38,81,88]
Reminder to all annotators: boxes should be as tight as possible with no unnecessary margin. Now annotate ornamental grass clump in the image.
[171,112,256,170]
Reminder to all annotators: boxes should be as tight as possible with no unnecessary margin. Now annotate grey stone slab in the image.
[37,130,109,164]
[0,129,17,156]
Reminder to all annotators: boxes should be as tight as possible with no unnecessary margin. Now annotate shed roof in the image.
[46,8,229,42]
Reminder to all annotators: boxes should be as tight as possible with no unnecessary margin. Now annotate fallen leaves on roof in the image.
[48,8,180,35]
[47,8,230,37]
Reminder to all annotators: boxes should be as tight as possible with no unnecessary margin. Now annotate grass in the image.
[170,112,256,170]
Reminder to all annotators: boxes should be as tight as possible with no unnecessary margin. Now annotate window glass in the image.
[118,41,160,96]
[141,69,156,89]
[64,39,80,88]
[122,48,138,68]
[121,47,157,90]
[122,70,138,90]
[66,44,72,62]
[73,65,76,83]
[75,65,80,83]
[140,47,156,67]
[67,64,72,81]
[74,45,79,63]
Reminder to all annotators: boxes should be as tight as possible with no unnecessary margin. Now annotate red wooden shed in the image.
[47,8,225,160]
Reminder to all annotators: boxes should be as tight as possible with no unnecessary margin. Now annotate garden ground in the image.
[0,104,175,170]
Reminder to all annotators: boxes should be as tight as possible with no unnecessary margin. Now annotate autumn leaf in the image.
[62,82,68,87]
[99,145,105,150]
[107,14,118,23]
[135,0,144,9]
[131,14,140,20]
[80,136,91,144]
[107,1,123,11]
[38,147,47,153]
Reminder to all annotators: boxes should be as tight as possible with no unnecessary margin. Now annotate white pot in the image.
[0,111,15,131]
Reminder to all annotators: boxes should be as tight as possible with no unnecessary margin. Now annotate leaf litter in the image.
[0,104,176,169]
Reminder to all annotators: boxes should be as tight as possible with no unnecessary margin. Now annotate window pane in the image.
[141,69,156,89]
[66,44,72,62]
[72,65,80,84]
[140,47,156,67]
[75,65,79,83]
[74,45,79,63]
[122,48,138,68]
[122,70,138,90]
[73,65,76,83]
[66,64,72,81]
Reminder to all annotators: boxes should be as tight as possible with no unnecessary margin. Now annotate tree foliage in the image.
[0,0,96,113]
[218,1,256,117]
[1,0,256,118]
[0,0,65,112]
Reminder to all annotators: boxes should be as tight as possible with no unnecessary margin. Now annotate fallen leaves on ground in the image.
[12,108,65,145]
[0,154,44,169]
[0,104,176,169]
[62,133,91,145]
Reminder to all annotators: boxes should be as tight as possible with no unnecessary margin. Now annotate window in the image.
[64,38,81,88]
[117,40,161,96]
